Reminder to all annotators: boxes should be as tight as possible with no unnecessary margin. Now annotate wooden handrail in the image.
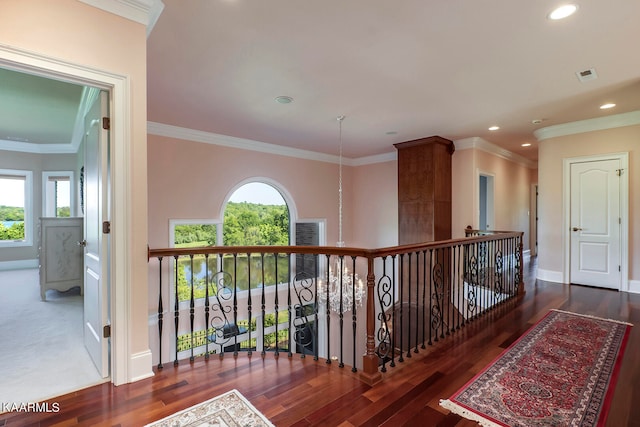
[148,231,524,260]
[148,229,525,385]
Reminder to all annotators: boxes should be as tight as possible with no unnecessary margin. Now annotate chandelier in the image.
[318,116,365,312]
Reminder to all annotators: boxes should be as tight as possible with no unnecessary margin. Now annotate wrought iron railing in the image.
[148,230,523,384]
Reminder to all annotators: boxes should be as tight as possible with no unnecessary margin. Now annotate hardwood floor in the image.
[1,257,639,427]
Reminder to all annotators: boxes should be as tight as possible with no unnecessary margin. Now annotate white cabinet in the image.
[39,217,84,300]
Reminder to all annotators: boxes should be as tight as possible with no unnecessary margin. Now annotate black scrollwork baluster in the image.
[376,256,393,372]
[208,266,234,358]
[293,271,315,359]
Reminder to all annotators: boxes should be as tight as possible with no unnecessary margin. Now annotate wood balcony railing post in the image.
[360,255,382,385]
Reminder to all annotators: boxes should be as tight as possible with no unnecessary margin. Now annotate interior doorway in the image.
[478,172,494,231]
[530,184,538,256]
[0,65,112,398]
[1,43,137,387]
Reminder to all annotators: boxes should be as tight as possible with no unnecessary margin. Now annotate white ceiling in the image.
[3,0,640,163]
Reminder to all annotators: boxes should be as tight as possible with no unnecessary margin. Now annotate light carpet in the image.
[145,389,274,427]
[440,309,632,427]
[0,268,104,408]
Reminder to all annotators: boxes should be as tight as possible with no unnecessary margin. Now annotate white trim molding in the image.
[149,121,350,165]
[534,110,640,141]
[628,280,640,294]
[351,152,397,166]
[0,259,38,271]
[454,137,537,169]
[79,0,165,36]
[128,350,155,382]
[537,269,563,283]
[149,121,399,167]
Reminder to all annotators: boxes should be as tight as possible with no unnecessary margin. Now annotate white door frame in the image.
[530,184,538,256]
[0,45,133,385]
[562,152,629,291]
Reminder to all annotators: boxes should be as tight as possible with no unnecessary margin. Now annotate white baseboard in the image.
[628,280,640,294]
[129,350,154,383]
[537,269,563,283]
[0,259,38,271]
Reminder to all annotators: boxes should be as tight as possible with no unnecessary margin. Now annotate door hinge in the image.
[103,324,111,338]
[103,221,111,234]
[616,168,624,176]
[619,265,621,272]
[102,117,110,130]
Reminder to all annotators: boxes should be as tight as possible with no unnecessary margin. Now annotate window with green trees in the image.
[0,171,30,244]
[43,172,73,218]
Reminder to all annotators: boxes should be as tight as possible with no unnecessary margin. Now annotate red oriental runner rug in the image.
[440,309,632,427]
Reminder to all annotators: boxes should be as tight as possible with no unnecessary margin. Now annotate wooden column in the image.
[395,136,455,245]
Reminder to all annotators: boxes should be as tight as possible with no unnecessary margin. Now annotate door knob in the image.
[77,239,87,247]
[572,227,583,232]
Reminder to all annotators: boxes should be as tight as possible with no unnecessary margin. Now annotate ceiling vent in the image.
[576,68,598,83]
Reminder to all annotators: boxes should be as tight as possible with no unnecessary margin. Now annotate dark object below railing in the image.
[148,230,524,385]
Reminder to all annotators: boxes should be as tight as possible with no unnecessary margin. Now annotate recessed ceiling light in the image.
[548,4,578,20]
[488,126,500,131]
[386,131,398,135]
[600,103,616,109]
[275,95,293,104]
[522,143,532,147]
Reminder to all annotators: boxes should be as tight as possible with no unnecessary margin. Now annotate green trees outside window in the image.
[0,206,25,241]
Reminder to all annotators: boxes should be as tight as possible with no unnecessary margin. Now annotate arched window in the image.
[223,182,290,246]
[221,181,291,290]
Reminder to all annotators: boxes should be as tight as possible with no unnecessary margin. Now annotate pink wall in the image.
[352,160,398,248]
[451,149,476,238]
[148,135,344,249]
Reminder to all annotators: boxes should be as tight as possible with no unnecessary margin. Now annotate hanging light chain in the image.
[338,115,344,246]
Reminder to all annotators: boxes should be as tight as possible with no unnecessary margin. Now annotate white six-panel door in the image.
[569,159,621,289]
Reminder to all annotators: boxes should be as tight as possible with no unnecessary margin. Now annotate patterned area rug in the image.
[145,389,274,427]
[440,309,632,427]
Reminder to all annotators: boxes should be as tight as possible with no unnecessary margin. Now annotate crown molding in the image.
[454,137,537,169]
[0,139,77,154]
[534,110,640,141]
[351,152,397,166]
[148,121,355,165]
[78,0,165,36]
